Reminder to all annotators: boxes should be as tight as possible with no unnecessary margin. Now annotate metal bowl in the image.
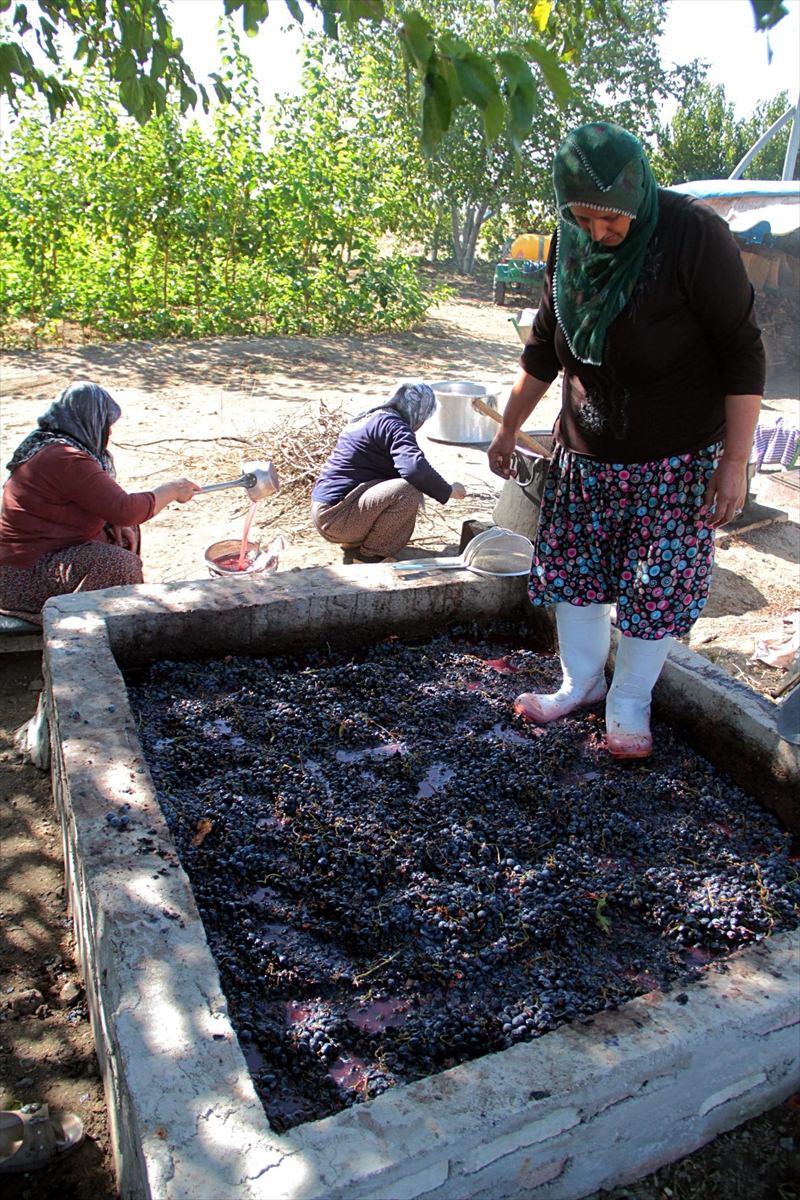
[205,539,267,579]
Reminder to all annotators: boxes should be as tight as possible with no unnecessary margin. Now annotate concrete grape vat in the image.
[42,567,799,1200]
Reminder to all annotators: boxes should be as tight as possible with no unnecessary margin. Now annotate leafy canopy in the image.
[0,0,790,151]
[0,24,437,345]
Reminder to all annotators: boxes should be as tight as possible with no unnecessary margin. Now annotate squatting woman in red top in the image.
[0,380,199,622]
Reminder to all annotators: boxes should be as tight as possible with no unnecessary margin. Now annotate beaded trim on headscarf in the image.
[551,235,590,365]
[558,200,638,219]
[6,381,121,475]
[569,139,613,191]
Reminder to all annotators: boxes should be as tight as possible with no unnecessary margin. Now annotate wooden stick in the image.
[471,398,551,458]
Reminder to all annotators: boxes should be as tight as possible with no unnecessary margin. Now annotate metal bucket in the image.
[492,433,555,540]
[426,381,502,444]
[510,307,538,346]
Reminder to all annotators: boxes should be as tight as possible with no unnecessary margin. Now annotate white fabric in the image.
[13,693,50,771]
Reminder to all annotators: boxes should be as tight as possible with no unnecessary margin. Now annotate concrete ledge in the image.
[44,565,527,666]
[654,639,799,829]
[42,568,800,1200]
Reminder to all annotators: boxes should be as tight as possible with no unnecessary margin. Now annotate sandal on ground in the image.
[0,1103,85,1173]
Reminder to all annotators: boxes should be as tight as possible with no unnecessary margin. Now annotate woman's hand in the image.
[487,428,518,479]
[450,482,467,500]
[171,478,201,504]
[702,457,747,528]
[151,478,201,516]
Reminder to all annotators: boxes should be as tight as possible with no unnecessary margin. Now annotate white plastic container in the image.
[425,381,502,444]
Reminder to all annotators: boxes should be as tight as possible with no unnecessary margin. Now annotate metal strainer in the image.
[393,527,534,578]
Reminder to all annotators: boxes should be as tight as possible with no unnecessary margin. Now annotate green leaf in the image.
[399,11,434,72]
[0,40,28,75]
[532,0,552,32]
[179,81,198,110]
[482,91,504,143]
[147,77,167,116]
[242,0,269,36]
[38,14,58,55]
[496,50,529,89]
[322,10,338,38]
[508,85,534,147]
[497,52,536,146]
[210,73,232,104]
[150,43,168,79]
[523,37,572,109]
[337,0,385,20]
[119,77,144,118]
[437,52,461,106]
[284,0,304,21]
[595,895,611,935]
[421,63,451,157]
[451,50,498,110]
[438,32,471,57]
[112,50,137,82]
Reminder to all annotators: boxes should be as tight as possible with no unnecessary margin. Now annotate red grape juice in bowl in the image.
[204,536,285,578]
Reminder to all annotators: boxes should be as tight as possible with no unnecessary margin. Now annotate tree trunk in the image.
[450,204,468,273]
[451,203,491,274]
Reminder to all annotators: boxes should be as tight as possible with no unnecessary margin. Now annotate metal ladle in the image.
[198,460,280,501]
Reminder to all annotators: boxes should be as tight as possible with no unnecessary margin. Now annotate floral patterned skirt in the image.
[528,443,721,640]
[0,540,144,626]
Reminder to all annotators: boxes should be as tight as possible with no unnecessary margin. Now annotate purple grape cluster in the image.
[128,621,799,1131]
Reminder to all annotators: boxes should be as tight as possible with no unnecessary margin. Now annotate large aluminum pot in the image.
[425,381,502,444]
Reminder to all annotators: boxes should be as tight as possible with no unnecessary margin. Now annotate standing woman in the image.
[0,380,199,622]
[488,121,764,758]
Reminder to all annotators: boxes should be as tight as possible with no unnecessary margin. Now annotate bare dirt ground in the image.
[0,274,798,1198]
[1,271,796,689]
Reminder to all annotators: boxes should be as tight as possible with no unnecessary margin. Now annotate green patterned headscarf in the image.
[552,121,659,366]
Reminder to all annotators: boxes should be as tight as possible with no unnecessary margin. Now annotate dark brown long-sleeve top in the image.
[521,189,766,463]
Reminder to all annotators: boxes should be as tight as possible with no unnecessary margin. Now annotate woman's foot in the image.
[604,635,671,759]
[515,601,612,724]
[605,708,653,758]
[514,676,607,723]
[354,549,387,563]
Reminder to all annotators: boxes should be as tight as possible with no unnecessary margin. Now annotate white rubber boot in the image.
[515,603,611,723]
[605,634,671,758]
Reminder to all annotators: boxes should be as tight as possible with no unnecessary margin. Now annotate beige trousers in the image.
[312,479,422,558]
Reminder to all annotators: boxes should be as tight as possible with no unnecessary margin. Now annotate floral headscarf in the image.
[6,381,121,476]
[552,121,659,366]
